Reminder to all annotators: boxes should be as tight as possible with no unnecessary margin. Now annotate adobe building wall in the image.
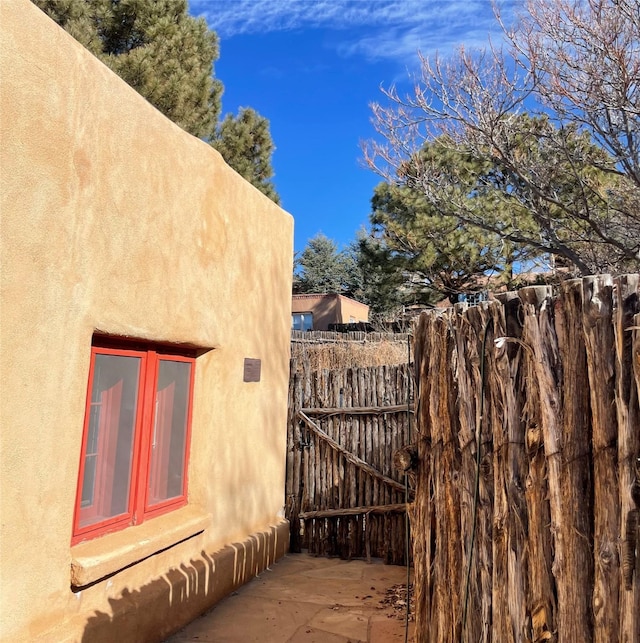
[0,2,293,641]
[337,296,370,324]
[292,294,340,330]
[292,294,369,330]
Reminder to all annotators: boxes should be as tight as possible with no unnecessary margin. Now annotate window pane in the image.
[78,354,140,528]
[147,360,191,507]
[292,313,313,331]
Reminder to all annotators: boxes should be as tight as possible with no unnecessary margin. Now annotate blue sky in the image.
[190,1,511,255]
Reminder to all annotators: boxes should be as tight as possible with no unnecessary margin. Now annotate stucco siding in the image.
[0,1,294,640]
[337,297,370,324]
[292,294,369,330]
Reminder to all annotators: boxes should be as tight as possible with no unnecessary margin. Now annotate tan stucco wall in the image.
[0,1,293,640]
[337,296,370,324]
[292,294,369,330]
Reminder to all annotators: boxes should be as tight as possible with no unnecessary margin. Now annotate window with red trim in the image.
[72,340,195,544]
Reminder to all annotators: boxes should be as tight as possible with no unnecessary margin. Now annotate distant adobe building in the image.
[292,293,370,331]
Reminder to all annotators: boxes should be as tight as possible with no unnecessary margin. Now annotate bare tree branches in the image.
[365,0,640,274]
[508,0,640,184]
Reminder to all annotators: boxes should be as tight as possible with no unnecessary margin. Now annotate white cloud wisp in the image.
[191,0,511,61]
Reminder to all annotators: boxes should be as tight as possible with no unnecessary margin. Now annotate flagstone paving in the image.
[165,553,414,643]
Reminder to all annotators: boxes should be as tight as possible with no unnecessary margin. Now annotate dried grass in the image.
[291,338,409,371]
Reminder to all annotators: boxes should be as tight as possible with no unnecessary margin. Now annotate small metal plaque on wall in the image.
[243,358,261,382]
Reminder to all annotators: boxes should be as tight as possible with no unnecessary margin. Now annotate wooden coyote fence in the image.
[286,346,414,565]
[410,275,640,642]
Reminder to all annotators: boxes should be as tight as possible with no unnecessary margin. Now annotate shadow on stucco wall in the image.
[81,525,287,643]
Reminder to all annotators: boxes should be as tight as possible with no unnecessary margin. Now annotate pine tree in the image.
[212,108,280,204]
[364,182,507,306]
[33,0,222,138]
[294,234,353,295]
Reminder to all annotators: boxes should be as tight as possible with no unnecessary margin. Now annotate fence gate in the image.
[285,354,414,565]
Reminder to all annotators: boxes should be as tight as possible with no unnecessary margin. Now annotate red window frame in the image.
[72,340,196,545]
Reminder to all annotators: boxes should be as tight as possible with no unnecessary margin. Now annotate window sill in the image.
[70,505,211,589]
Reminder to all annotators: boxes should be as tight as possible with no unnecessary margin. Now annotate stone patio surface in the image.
[165,553,414,643]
